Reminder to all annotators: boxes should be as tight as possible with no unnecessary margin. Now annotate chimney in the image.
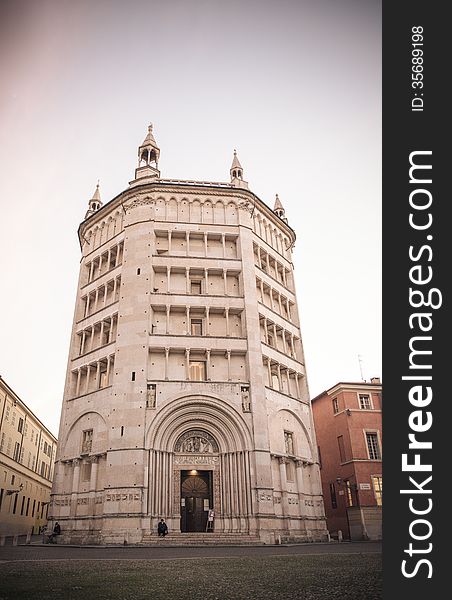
[370,377,381,384]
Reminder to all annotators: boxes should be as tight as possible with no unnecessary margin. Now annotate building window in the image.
[18,418,24,433]
[332,397,339,414]
[329,482,337,509]
[359,394,372,410]
[13,442,20,462]
[189,361,206,381]
[284,431,294,455]
[190,319,203,336]
[267,332,275,347]
[337,435,346,462]
[81,429,93,454]
[345,480,354,506]
[372,475,383,506]
[190,279,202,294]
[366,432,381,460]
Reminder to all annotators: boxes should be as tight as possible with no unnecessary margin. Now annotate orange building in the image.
[311,379,382,540]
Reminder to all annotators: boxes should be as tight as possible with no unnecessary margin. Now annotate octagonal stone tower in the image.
[49,125,327,544]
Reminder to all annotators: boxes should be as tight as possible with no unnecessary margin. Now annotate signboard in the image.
[359,483,371,490]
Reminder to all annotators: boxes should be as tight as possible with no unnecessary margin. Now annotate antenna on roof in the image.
[357,354,365,381]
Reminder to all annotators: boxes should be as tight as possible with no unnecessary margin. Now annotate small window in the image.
[329,482,337,509]
[359,394,372,410]
[366,432,381,460]
[372,475,383,506]
[189,360,206,381]
[332,397,339,414]
[190,319,203,336]
[81,429,93,454]
[190,280,202,294]
[13,442,20,461]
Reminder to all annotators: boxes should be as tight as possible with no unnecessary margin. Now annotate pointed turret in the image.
[85,182,102,219]
[274,194,288,223]
[230,150,248,189]
[134,123,160,181]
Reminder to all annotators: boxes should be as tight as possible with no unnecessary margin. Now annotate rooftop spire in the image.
[134,122,161,181]
[230,149,248,189]
[85,181,102,219]
[273,194,288,223]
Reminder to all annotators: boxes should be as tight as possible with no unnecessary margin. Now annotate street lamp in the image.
[5,483,23,496]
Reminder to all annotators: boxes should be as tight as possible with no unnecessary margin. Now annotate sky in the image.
[0,0,381,436]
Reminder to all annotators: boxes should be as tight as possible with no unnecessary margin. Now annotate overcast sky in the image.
[0,0,381,436]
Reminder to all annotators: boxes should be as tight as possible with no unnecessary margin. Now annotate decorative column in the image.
[185,348,190,380]
[84,365,91,395]
[263,318,268,344]
[278,457,289,518]
[185,231,190,256]
[276,364,282,390]
[290,334,296,359]
[168,231,172,254]
[223,269,228,295]
[270,287,275,311]
[225,308,230,337]
[204,232,208,256]
[221,233,226,257]
[282,331,287,355]
[103,282,108,307]
[164,348,170,380]
[166,267,171,294]
[90,325,95,351]
[266,358,272,387]
[88,456,99,515]
[186,268,190,294]
[166,305,170,334]
[80,331,86,355]
[70,459,81,517]
[295,374,301,399]
[204,269,209,294]
[95,360,101,389]
[75,368,81,397]
[85,294,91,317]
[205,307,210,335]
[186,306,190,335]
[226,350,232,381]
[89,261,95,282]
[206,350,211,381]
[259,280,264,303]
[257,245,262,268]
[106,355,112,386]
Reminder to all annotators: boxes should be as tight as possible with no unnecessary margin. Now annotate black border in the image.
[383,2,448,595]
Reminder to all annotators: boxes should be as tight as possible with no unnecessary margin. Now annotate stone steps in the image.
[140,532,263,546]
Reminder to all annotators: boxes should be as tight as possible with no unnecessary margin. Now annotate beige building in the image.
[49,125,327,544]
[0,376,57,536]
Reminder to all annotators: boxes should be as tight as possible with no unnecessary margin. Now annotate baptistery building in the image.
[49,125,327,544]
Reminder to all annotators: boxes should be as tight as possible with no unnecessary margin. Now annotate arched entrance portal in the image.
[176,430,217,532]
[180,470,213,532]
[146,395,254,535]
